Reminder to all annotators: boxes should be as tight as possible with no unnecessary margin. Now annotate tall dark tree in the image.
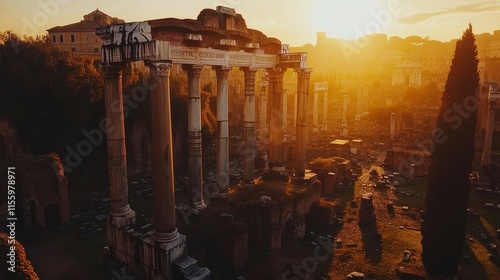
[421,24,479,279]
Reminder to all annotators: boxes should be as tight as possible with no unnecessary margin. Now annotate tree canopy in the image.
[0,32,103,154]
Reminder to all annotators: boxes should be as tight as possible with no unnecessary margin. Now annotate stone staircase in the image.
[174,255,210,280]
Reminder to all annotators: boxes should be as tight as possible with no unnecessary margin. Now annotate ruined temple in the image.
[0,118,69,229]
[96,6,319,279]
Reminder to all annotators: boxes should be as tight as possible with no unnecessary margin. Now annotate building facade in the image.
[47,9,124,59]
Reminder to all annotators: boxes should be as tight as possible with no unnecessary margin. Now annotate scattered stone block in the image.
[347,271,365,279]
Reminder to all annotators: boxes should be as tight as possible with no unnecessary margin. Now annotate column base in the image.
[153,228,179,244]
[192,200,207,211]
[242,180,255,187]
[215,190,230,199]
[108,206,136,227]
[107,210,135,227]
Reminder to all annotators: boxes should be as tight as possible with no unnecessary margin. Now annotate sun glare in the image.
[311,0,385,39]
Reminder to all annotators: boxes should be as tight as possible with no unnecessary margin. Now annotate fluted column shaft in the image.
[183,64,206,209]
[147,60,178,244]
[295,68,312,177]
[214,66,231,197]
[242,67,257,185]
[102,63,133,218]
[313,90,319,133]
[322,90,328,130]
[258,74,269,169]
[268,68,285,166]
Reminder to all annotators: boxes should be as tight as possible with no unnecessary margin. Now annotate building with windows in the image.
[47,9,124,59]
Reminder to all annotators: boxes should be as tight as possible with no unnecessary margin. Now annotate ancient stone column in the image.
[294,68,312,177]
[322,90,328,130]
[183,64,206,210]
[101,63,135,224]
[214,66,231,197]
[268,68,285,166]
[390,113,396,139]
[283,89,288,133]
[146,60,178,243]
[341,95,349,137]
[482,98,496,166]
[242,67,257,186]
[313,89,319,133]
[258,74,269,170]
[294,91,298,128]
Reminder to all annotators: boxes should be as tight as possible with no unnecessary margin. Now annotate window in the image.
[86,36,89,42]
[59,34,63,43]
[52,35,56,43]
[94,48,99,53]
[71,48,76,53]
[70,34,75,42]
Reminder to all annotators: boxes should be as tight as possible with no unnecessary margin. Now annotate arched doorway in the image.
[44,204,61,228]
[30,201,37,227]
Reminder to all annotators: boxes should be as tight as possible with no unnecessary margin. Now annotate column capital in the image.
[182,64,204,78]
[267,68,285,80]
[241,67,257,83]
[101,62,126,79]
[240,67,258,75]
[146,60,173,77]
[213,66,232,77]
[294,68,313,79]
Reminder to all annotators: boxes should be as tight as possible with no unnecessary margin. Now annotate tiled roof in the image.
[47,9,124,32]
[47,20,108,32]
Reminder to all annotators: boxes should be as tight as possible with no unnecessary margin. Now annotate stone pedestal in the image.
[324,172,336,194]
[359,193,375,224]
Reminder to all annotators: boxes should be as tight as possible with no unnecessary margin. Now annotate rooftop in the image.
[47,9,124,32]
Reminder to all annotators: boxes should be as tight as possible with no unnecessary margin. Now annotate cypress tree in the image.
[421,24,479,279]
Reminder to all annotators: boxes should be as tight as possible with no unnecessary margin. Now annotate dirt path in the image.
[26,232,109,280]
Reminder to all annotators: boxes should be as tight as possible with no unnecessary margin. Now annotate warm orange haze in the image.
[2,0,500,45]
[0,1,500,280]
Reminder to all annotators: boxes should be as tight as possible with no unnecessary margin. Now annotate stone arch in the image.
[44,204,61,228]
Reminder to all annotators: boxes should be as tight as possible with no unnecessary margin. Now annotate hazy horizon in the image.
[1,0,500,46]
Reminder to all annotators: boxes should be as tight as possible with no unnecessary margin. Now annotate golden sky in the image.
[0,0,499,45]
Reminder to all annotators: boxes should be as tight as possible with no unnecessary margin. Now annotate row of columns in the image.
[102,61,312,245]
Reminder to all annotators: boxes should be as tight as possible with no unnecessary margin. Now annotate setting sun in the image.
[310,0,386,39]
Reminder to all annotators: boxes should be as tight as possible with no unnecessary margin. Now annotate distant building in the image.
[392,59,422,86]
[47,9,124,59]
